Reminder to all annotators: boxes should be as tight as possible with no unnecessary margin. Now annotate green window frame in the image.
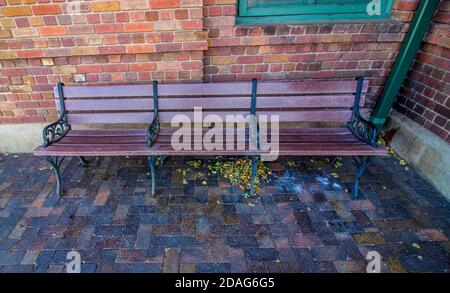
[237,0,395,24]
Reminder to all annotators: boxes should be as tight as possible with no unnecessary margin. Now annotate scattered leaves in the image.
[379,138,410,170]
[207,158,272,195]
[188,160,202,169]
[330,172,339,178]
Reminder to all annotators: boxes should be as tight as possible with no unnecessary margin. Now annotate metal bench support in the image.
[249,78,260,196]
[250,156,259,196]
[148,156,156,196]
[351,156,373,199]
[78,156,88,168]
[46,156,65,197]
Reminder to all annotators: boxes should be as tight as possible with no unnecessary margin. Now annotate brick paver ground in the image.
[0,154,448,273]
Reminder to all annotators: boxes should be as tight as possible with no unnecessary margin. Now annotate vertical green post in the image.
[370,0,440,129]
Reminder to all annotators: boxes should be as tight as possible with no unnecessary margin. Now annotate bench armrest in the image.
[147,117,160,148]
[42,118,70,148]
[347,115,379,148]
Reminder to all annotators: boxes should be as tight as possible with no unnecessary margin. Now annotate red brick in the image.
[237,56,263,64]
[130,63,157,71]
[32,4,62,15]
[124,23,153,33]
[39,26,67,36]
[151,0,180,9]
[94,24,123,34]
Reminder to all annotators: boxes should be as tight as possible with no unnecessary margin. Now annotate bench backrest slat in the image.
[257,80,368,95]
[67,110,352,125]
[57,94,364,112]
[55,79,368,125]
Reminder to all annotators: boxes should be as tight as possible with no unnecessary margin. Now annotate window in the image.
[237,0,395,24]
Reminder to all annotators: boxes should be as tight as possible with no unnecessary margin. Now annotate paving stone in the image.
[417,229,448,242]
[290,233,323,248]
[333,260,367,273]
[128,263,161,273]
[180,263,196,273]
[244,248,279,262]
[196,263,231,273]
[20,250,40,265]
[162,248,180,273]
[353,232,386,245]
[293,248,319,273]
[311,246,347,262]
[1,265,33,273]
[228,248,246,273]
[135,224,152,248]
[385,258,407,273]
[116,249,148,263]
[33,250,55,272]
[0,155,448,273]
[227,236,257,248]
[0,250,26,266]
[47,264,65,273]
[400,255,445,273]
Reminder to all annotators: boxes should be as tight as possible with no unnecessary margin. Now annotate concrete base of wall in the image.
[384,110,450,198]
[0,123,44,153]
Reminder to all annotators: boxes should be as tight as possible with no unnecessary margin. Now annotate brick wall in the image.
[203,0,420,109]
[0,0,206,124]
[0,0,444,129]
[394,1,450,144]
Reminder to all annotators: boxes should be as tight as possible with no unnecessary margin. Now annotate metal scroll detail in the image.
[147,117,160,148]
[347,77,379,148]
[43,118,70,147]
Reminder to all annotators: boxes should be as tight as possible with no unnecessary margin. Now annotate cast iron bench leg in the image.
[250,156,259,196]
[351,156,373,199]
[148,156,157,196]
[159,156,166,166]
[46,156,65,197]
[78,156,88,168]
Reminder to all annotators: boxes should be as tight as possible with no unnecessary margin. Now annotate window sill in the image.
[236,17,402,27]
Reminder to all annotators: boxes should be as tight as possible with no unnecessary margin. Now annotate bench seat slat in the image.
[35,144,386,157]
[67,129,147,137]
[34,144,152,156]
[147,144,386,157]
[51,136,363,146]
[34,125,387,157]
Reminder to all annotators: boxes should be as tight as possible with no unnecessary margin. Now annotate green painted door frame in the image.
[370,0,441,129]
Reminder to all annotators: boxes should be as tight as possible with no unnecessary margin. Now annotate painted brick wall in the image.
[0,0,206,124]
[394,1,450,144]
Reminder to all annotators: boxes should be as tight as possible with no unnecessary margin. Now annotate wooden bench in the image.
[34,77,387,198]
[33,81,260,196]
[145,77,387,198]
